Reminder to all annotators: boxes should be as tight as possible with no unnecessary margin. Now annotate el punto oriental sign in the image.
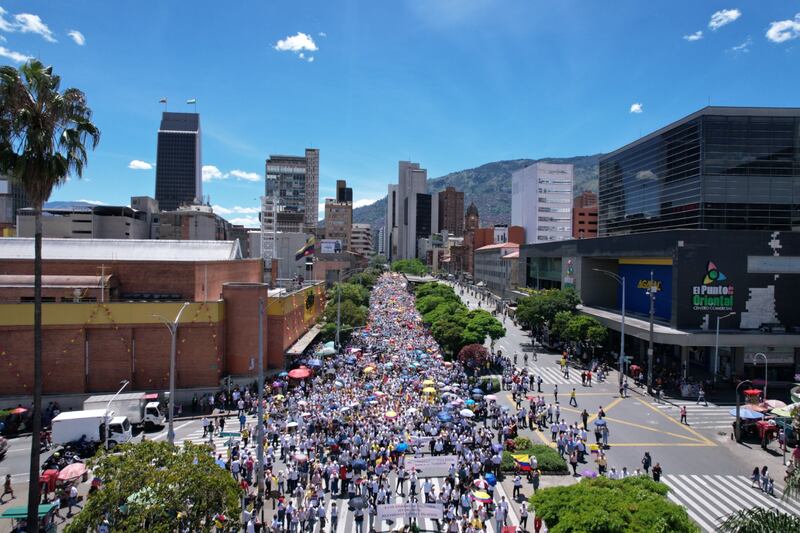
[691,261,734,311]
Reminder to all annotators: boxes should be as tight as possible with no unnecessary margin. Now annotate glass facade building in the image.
[155,113,202,212]
[599,107,800,236]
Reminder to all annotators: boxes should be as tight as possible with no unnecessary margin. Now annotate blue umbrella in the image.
[395,442,409,452]
[465,399,476,406]
[278,371,289,377]
[594,419,607,426]
[729,407,764,420]
[346,356,357,365]
[363,395,376,403]
[485,472,497,486]
[471,388,484,395]
[326,437,336,446]
[364,383,374,390]
[438,411,454,423]
[308,359,323,367]
[353,459,367,470]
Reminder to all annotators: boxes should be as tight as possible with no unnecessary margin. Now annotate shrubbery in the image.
[501,443,568,474]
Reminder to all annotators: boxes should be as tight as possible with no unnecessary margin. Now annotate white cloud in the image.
[629,103,643,114]
[213,205,260,215]
[299,52,305,59]
[766,14,800,44]
[0,7,16,33]
[0,46,31,63]
[228,169,260,182]
[14,13,56,42]
[730,36,752,53]
[709,9,741,31]
[227,216,260,227]
[128,159,153,170]
[683,31,703,42]
[308,56,315,63]
[67,30,85,46]
[274,32,318,53]
[318,32,327,37]
[0,34,5,42]
[353,198,378,209]
[78,199,107,205]
[318,202,325,220]
[202,165,226,182]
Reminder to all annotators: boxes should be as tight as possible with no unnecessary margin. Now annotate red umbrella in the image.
[743,389,762,396]
[9,407,27,415]
[288,367,312,379]
[57,463,87,481]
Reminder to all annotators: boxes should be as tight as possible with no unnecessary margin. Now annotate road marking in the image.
[558,406,706,443]
[587,397,622,424]
[150,420,193,441]
[636,399,715,446]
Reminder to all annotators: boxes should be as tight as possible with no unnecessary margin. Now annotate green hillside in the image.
[352,154,602,230]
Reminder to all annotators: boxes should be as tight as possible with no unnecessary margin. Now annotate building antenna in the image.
[708,95,711,107]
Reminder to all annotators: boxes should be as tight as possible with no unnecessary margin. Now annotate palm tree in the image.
[718,506,800,532]
[0,60,99,530]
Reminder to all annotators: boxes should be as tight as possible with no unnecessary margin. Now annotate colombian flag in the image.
[512,454,531,471]
[295,236,315,261]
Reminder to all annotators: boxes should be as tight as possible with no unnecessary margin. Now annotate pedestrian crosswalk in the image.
[181,413,260,451]
[259,476,520,533]
[654,399,733,431]
[663,474,800,532]
[514,363,596,386]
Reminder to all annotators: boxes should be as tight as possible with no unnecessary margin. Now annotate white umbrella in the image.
[460,409,475,418]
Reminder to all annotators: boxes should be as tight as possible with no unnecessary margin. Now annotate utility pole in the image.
[256,297,265,522]
[335,269,342,352]
[647,270,656,396]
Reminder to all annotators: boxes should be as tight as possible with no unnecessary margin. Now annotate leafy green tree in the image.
[423,300,467,326]
[391,258,428,275]
[349,270,378,290]
[415,281,457,300]
[516,288,580,334]
[416,295,450,316]
[530,476,698,533]
[465,309,506,348]
[369,254,387,269]
[549,310,573,342]
[328,282,370,307]
[323,298,368,327]
[0,60,100,526]
[431,312,469,356]
[66,441,241,533]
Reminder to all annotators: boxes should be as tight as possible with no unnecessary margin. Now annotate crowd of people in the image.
[219,273,541,532]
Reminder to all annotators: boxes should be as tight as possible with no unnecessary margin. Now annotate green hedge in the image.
[529,476,698,532]
[501,444,568,474]
[478,376,501,392]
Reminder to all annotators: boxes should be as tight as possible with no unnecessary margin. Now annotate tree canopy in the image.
[516,288,580,332]
[66,441,241,533]
[391,258,428,276]
[327,282,370,308]
[458,344,489,370]
[530,476,698,533]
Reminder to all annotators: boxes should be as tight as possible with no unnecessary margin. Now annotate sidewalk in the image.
[0,472,94,530]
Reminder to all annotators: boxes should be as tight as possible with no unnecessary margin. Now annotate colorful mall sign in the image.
[692,261,734,311]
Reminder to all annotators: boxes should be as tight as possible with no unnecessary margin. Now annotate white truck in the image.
[83,392,165,429]
[51,409,133,448]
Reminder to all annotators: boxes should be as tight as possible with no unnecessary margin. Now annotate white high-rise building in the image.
[512,162,574,244]
[385,161,432,261]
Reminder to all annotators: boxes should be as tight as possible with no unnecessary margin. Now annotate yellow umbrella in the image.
[273,394,285,401]
[422,379,436,386]
[422,387,437,394]
[364,366,375,374]
[385,410,398,419]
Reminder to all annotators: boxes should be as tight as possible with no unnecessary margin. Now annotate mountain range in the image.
[352,154,604,231]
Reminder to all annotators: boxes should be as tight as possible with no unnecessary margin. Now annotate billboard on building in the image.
[320,239,343,254]
[618,260,673,320]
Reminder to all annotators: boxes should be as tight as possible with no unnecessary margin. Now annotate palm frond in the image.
[717,506,800,532]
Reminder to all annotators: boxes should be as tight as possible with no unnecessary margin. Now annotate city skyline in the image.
[1,1,799,227]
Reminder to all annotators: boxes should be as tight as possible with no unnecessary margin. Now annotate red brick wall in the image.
[43,328,86,394]
[508,226,525,245]
[194,260,263,301]
[222,283,269,377]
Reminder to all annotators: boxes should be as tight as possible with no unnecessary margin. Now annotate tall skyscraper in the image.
[511,162,574,244]
[325,179,353,250]
[155,112,202,212]
[336,179,353,203]
[438,186,465,236]
[265,148,320,232]
[385,161,431,260]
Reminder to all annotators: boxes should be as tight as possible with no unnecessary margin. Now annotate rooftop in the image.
[476,242,520,252]
[0,238,242,262]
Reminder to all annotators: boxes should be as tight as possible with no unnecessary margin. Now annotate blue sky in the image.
[2,1,799,227]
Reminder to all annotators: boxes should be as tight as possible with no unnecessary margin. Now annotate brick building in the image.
[0,238,324,397]
[572,191,598,239]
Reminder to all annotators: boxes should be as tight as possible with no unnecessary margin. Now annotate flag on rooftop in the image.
[295,236,315,261]
[186,98,197,104]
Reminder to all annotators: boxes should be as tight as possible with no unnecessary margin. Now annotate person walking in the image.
[697,386,707,406]
[581,409,589,430]
[534,514,543,533]
[652,462,663,482]
[642,452,652,474]
[520,501,529,531]
[513,474,522,499]
[569,388,578,407]
[553,384,558,404]
[201,416,210,438]
[1,474,14,503]
[680,405,688,425]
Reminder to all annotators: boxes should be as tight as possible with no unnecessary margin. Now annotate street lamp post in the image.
[105,379,129,451]
[256,297,265,509]
[153,301,191,445]
[713,312,736,385]
[593,269,626,388]
[735,379,752,443]
[754,352,768,400]
[645,270,657,396]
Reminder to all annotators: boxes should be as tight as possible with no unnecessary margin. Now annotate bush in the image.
[529,476,698,533]
[478,376,501,392]
[392,259,428,275]
[501,444,568,474]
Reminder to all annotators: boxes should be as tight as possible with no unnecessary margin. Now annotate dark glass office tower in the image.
[599,107,800,236]
[155,112,202,212]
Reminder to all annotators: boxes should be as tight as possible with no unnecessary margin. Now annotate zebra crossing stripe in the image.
[664,474,800,532]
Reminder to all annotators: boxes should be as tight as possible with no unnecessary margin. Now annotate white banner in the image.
[377,503,443,522]
[403,454,458,477]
